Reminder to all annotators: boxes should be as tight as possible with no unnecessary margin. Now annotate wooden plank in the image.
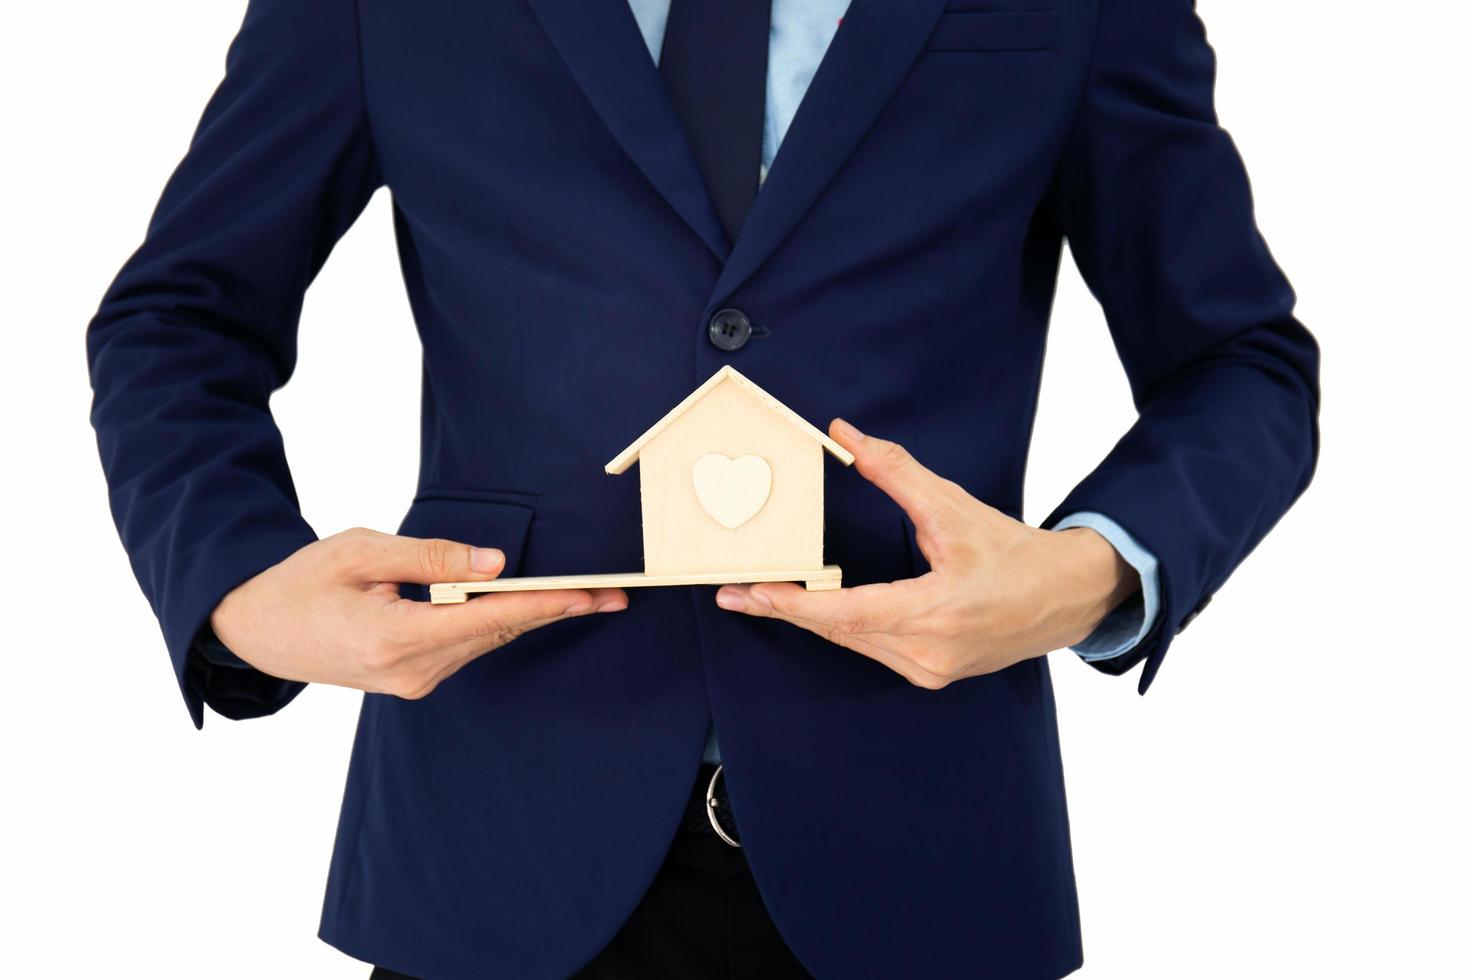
[428,566,842,603]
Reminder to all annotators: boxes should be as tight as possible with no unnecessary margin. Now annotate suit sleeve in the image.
[1038,0,1321,691]
[85,0,383,727]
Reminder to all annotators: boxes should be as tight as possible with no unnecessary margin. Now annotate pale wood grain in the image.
[639,379,823,574]
[691,452,773,529]
[604,365,854,474]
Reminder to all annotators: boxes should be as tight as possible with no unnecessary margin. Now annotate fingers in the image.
[715,579,924,642]
[403,586,628,655]
[828,419,954,533]
[583,588,630,612]
[715,579,949,688]
[351,586,627,701]
[331,527,507,585]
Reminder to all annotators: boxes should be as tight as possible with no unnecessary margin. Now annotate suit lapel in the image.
[526,0,730,262]
[710,0,950,305]
[526,0,949,298]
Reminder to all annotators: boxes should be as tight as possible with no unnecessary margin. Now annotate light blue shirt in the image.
[624,0,1161,764]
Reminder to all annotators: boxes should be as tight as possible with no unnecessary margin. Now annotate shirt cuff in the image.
[1051,511,1161,663]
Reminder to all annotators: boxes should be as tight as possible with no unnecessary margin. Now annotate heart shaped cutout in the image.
[691,453,772,529]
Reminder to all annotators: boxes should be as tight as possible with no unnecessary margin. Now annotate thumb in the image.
[828,418,947,530]
[336,529,506,585]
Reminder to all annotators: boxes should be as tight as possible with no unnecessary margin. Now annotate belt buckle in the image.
[704,764,741,848]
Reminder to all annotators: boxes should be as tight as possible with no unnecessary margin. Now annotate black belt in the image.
[679,762,742,847]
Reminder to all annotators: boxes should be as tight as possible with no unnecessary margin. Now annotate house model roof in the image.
[605,365,856,475]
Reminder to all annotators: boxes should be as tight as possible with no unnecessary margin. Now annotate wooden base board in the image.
[429,566,842,604]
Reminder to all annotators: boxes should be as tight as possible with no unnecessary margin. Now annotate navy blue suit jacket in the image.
[87,0,1320,976]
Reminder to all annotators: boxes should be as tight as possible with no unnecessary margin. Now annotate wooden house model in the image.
[430,366,853,603]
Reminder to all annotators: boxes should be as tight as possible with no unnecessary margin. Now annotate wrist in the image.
[1051,527,1140,647]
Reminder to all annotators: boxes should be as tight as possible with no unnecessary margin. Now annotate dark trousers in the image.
[370,763,813,980]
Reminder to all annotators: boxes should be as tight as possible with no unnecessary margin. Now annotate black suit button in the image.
[707,307,753,352]
[1177,593,1213,634]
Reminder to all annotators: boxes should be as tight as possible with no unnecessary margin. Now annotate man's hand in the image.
[210,528,627,700]
[715,420,1139,689]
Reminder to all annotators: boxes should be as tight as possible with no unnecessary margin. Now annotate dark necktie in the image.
[659,0,773,245]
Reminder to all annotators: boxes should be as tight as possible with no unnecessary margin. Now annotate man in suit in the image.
[86,0,1319,976]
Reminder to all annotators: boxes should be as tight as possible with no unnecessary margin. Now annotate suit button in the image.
[1177,593,1213,634]
[707,307,753,352]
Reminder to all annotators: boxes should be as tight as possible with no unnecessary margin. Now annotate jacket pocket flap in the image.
[395,493,536,600]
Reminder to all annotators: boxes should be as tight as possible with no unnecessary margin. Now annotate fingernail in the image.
[715,588,745,612]
[747,588,773,610]
[470,547,503,574]
[596,600,626,613]
[834,418,866,442]
[564,601,593,615]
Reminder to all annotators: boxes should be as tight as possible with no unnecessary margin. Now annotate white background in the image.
[3,1,1467,976]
